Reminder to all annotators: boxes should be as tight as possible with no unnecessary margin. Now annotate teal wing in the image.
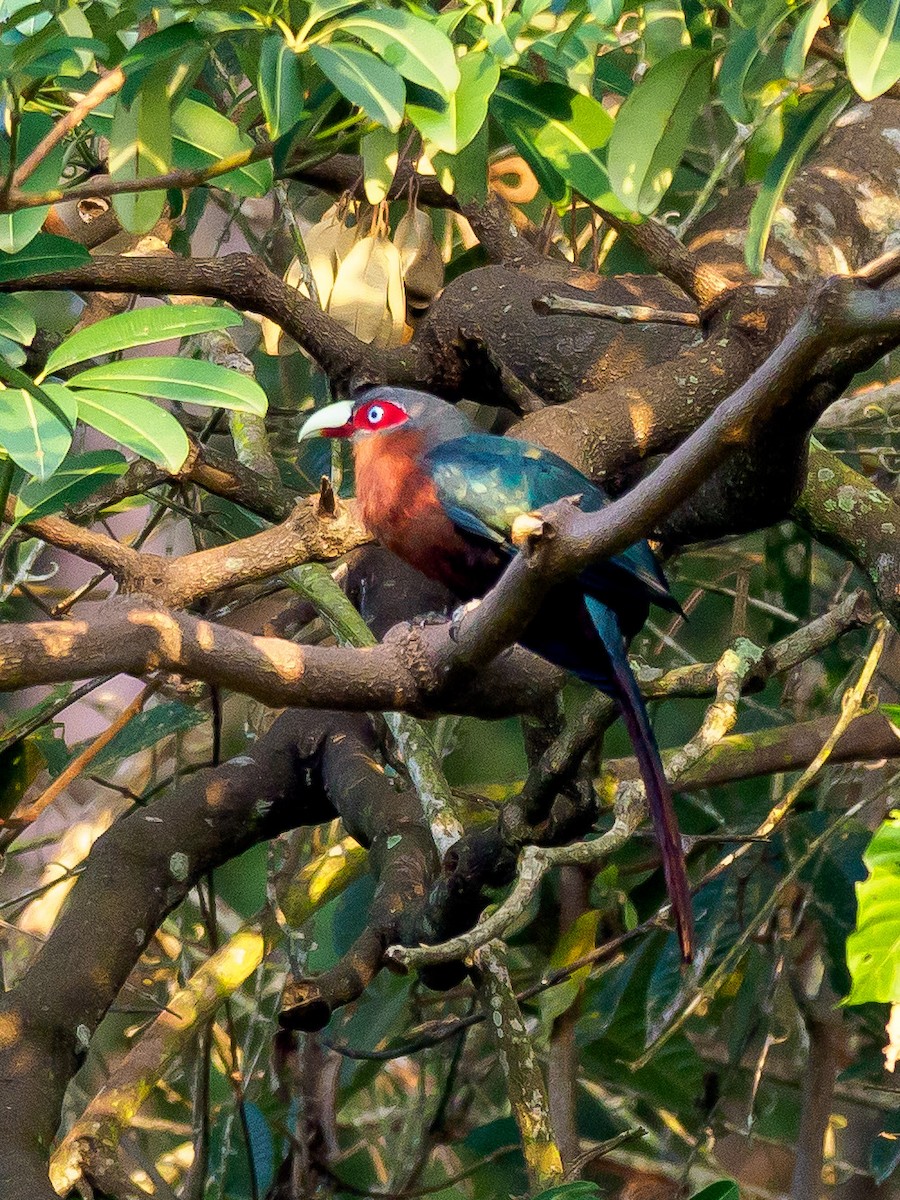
[425,434,674,609]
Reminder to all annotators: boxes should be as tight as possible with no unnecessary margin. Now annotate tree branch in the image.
[0,253,419,386]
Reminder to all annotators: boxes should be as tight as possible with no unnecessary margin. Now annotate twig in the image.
[629,791,879,1069]
[13,69,126,188]
[3,142,274,212]
[0,682,158,852]
[534,294,700,327]
[386,845,551,969]
[473,941,564,1193]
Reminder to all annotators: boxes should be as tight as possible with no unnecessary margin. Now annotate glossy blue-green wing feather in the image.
[425,434,674,609]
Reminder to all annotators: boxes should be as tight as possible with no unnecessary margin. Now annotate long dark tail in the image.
[585,598,695,961]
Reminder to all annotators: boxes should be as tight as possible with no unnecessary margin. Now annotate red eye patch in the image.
[352,399,409,431]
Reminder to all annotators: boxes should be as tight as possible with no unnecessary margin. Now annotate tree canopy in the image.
[1,0,900,1198]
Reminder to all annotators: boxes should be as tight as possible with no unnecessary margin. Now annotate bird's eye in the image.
[367,405,384,424]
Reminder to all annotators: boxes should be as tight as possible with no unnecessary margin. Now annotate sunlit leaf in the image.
[13,447,128,521]
[361,125,398,203]
[259,34,305,141]
[0,295,36,346]
[409,51,499,154]
[846,0,900,99]
[89,97,272,197]
[109,70,172,235]
[746,85,850,274]
[42,304,240,377]
[68,357,268,415]
[491,77,621,210]
[338,9,459,97]
[119,22,205,105]
[0,382,75,479]
[844,811,900,1005]
[784,0,839,79]
[311,43,405,132]
[607,48,715,214]
[74,389,191,471]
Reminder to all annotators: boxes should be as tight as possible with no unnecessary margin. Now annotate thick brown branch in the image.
[794,442,900,629]
[0,253,421,386]
[606,710,900,794]
[446,279,900,676]
[7,492,370,608]
[0,596,559,718]
[592,207,730,307]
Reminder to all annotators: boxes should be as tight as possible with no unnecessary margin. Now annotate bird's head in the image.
[298,386,471,449]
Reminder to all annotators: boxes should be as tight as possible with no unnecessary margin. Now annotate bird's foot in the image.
[413,610,452,629]
[449,599,481,642]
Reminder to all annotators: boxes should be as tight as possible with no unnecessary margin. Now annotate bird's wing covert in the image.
[425,435,674,607]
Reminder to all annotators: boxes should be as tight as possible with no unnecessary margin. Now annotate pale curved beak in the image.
[298,400,354,441]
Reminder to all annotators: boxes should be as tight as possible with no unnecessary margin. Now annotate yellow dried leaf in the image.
[328,232,406,347]
[394,206,435,275]
[303,204,358,309]
[405,239,443,302]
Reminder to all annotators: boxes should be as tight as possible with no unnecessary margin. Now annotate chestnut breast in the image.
[353,430,504,599]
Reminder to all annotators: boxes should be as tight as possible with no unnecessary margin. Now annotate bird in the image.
[299,386,695,960]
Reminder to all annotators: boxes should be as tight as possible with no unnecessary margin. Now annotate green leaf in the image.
[119,22,205,105]
[13,447,128,521]
[259,34,305,140]
[337,10,459,98]
[532,1184,603,1200]
[719,1,794,122]
[844,811,900,1005]
[74,389,191,471]
[433,119,489,203]
[689,1184,740,1200]
[360,125,398,203]
[311,43,405,132]
[0,334,26,366]
[746,85,850,275]
[89,97,273,197]
[172,98,273,195]
[67,357,268,416]
[109,71,172,234]
[0,233,90,283]
[491,77,621,210]
[588,0,623,23]
[0,735,45,822]
[607,48,715,214]
[0,295,36,346]
[0,383,76,479]
[302,0,364,30]
[409,51,499,154]
[846,0,900,99]
[538,910,599,1029]
[56,5,96,75]
[42,304,240,378]
[784,0,838,79]
[0,112,66,254]
[643,0,690,66]
[86,700,206,771]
